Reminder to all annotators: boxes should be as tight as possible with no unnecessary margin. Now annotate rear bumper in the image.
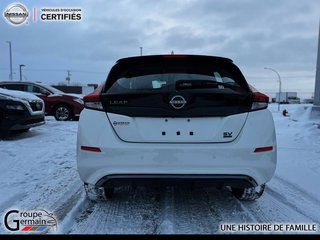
[95,174,257,188]
[78,145,276,187]
[77,109,277,187]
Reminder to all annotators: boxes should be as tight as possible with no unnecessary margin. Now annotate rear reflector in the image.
[81,146,101,152]
[254,146,273,153]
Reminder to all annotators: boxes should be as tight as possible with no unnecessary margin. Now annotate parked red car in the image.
[0,81,84,121]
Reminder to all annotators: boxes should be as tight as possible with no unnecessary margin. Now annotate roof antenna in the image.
[171,50,174,55]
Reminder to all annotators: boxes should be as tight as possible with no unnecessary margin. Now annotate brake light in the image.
[162,55,188,58]
[251,92,269,110]
[83,85,103,110]
[254,146,273,153]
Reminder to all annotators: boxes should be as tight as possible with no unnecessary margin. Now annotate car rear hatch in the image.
[97,55,259,143]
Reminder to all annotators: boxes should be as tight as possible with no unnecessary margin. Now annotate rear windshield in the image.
[105,57,249,94]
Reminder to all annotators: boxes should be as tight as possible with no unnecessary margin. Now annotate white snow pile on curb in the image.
[290,106,313,122]
[290,105,320,125]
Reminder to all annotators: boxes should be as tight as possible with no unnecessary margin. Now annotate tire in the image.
[231,184,265,201]
[12,128,30,134]
[53,104,72,121]
[103,188,114,200]
[72,116,80,121]
[0,130,8,138]
[84,183,114,202]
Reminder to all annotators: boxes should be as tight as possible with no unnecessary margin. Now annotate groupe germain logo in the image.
[3,209,57,233]
[3,2,29,26]
[169,95,187,109]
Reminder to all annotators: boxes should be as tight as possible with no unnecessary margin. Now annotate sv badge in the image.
[223,132,233,138]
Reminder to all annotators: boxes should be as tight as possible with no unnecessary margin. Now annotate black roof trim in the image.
[116,54,233,64]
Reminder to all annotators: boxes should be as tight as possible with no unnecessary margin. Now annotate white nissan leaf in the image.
[77,55,277,201]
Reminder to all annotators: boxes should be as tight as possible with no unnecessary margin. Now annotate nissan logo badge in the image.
[169,95,187,109]
[3,3,29,26]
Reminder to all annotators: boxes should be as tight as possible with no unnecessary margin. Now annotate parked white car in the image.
[77,55,277,201]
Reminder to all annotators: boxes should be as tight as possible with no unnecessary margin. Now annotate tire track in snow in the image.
[265,189,320,224]
[170,188,200,234]
[58,185,319,234]
[61,197,96,234]
[170,188,223,234]
[268,176,320,224]
[238,184,319,225]
[65,187,162,234]
[157,187,175,234]
[53,184,83,222]
[273,175,320,207]
[205,188,257,224]
[160,187,256,234]
[179,188,222,234]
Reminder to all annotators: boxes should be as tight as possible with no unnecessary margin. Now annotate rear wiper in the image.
[176,80,223,90]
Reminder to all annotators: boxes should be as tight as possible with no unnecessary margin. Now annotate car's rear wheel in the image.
[103,188,114,200]
[84,183,114,201]
[54,104,72,121]
[72,116,80,121]
[231,184,265,201]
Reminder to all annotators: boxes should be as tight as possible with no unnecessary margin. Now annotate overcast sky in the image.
[0,0,319,97]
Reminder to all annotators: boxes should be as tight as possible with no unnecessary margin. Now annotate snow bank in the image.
[290,105,320,125]
[290,106,313,121]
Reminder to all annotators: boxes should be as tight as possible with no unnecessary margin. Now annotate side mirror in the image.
[40,89,50,96]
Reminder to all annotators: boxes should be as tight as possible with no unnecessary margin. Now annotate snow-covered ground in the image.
[0,104,319,234]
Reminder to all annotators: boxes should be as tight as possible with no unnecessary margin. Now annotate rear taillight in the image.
[83,85,104,111]
[251,92,269,111]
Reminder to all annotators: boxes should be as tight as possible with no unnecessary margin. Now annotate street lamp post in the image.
[264,67,282,112]
[19,64,25,81]
[314,21,320,106]
[6,41,13,80]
